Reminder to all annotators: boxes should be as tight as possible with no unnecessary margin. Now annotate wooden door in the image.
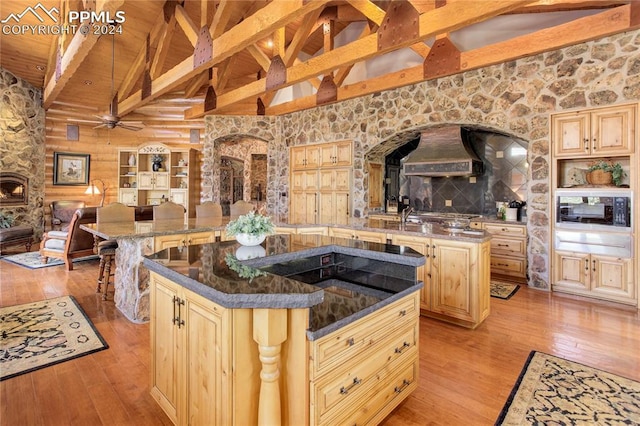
[368,163,382,208]
[590,255,634,300]
[318,191,334,224]
[290,191,306,224]
[591,104,635,155]
[334,141,353,166]
[182,290,229,426]
[305,145,320,169]
[155,172,170,189]
[150,275,180,424]
[119,188,137,206]
[138,172,155,189]
[319,144,336,167]
[156,234,186,250]
[187,231,215,246]
[291,147,307,170]
[430,240,475,322]
[552,111,590,157]
[318,170,334,191]
[334,192,350,224]
[553,251,590,291]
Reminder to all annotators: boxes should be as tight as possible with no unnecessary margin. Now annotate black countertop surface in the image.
[143,234,425,339]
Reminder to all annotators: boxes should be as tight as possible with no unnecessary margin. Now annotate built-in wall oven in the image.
[555,190,633,258]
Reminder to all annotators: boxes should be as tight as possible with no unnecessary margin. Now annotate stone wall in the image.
[0,67,46,238]
[204,30,640,291]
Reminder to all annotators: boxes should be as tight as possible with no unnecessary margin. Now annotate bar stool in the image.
[96,203,134,300]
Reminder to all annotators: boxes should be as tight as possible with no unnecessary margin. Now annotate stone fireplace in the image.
[0,173,29,206]
[0,67,46,238]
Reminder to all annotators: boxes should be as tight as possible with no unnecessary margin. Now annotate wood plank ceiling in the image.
[1,0,637,128]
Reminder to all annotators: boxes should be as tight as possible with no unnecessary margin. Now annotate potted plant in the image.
[587,160,626,186]
[151,154,165,171]
[0,211,14,229]
[225,211,275,246]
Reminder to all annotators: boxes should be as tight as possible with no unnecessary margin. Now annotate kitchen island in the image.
[142,235,425,426]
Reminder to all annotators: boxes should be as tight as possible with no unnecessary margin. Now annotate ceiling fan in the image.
[72,32,143,131]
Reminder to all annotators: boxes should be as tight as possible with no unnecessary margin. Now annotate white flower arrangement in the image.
[225,211,274,237]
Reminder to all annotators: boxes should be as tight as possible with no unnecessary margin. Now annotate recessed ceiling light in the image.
[84,80,92,85]
[35,65,45,71]
[266,39,273,48]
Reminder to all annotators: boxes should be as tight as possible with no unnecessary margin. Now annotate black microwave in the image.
[556,190,632,231]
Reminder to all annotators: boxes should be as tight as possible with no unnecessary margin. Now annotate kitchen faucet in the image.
[401,206,414,223]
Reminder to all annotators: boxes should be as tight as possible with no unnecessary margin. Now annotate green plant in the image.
[225,211,274,237]
[151,154,165,163]
[0,211,15,229]
[588,160,626,186]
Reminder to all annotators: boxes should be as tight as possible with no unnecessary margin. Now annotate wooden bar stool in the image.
[96,239,117,300]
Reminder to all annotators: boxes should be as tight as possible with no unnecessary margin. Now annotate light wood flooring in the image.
[1,253,639,425]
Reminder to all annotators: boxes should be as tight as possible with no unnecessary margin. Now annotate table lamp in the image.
[85,179,107,207]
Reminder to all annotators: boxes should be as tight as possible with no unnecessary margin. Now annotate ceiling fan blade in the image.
[94,123,107,129]
[117,123,143,131]
[71,118,103,124]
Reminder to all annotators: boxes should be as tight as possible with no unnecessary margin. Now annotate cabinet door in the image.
[291,147,307,170]
[334,192,350,224]
[319,144,336,167]
[119,188,137,206]
[291,171,305,191]
[155,172,170,189]
[182,289,229,426]
[552,111,590,157]
[290,191,306,224]
[150,276,180,424]
[334,141,352,166]
[553,251,589,291]
[353,229,386,243]
[391,235,430,310]
[591,255,634,299]
[138,172,155,189]
[170,189,188,208]
[430,240,475,322]
[318,191,334,224]
[319,170,334,191]
[186,231,215,245]
[329,227,355,240]
[334,169,351,191]
[591,104,635,155]
[156,234,187,250]
[305,145,320,169]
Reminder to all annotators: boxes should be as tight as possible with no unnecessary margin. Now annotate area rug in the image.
[0,251,98,269]
[495,351,640,425]
[490,280,520,299]
[0,296,108,381]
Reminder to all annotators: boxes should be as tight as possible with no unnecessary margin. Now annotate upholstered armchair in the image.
[50,200,86,231]
[40,207,96,270]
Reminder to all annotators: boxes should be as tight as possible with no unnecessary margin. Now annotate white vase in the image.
[128,153,136,166]
[236,245,266,260]
[235,233,266,246]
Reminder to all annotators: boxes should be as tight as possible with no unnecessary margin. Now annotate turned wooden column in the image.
[253,308,288,426]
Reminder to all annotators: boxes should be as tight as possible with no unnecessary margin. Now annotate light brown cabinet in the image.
[290,141,353,224]
[553,251,635,304]
[150,274,231,426]
[118,144,199,217]
[390,234,490,329]
[309,292,419,425]
[329,227,387,243]
[483,223,527,283]
[552,103,636,158]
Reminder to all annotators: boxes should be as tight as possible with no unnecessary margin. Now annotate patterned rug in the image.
[0,251,98,269]
[490,281,520,299]
[496,351,640,425]
[0,296,108,381]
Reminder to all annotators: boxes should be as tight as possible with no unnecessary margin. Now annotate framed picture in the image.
[53,152,90,185]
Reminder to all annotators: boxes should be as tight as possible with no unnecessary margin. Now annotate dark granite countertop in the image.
[142,234,425,340]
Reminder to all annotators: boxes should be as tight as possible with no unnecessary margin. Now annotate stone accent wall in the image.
[0,67,46,238]
[204,30,640,291]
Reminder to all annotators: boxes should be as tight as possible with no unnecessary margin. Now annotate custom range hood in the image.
[403,126,483,176]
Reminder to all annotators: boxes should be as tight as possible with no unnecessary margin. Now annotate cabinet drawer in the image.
[310,293,419,378]
[490,255,526,277]
[321,357,419,426]
[312,325,417,422]
[484,223,526,237]
[490,237,526,257]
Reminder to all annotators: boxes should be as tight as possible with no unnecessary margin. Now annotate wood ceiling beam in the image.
[209,0,236,39]
[43,0,124,109]
[284,8,324,65]
[119,0,332,116]
[266,3,638,116]
[184,0,535,118]
[175,4,199,47]
[247,45,272,72]
[118,8,166,99]
[151,15,178,79]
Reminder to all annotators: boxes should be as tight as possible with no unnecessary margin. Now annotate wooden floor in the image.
[1,253,639,426]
